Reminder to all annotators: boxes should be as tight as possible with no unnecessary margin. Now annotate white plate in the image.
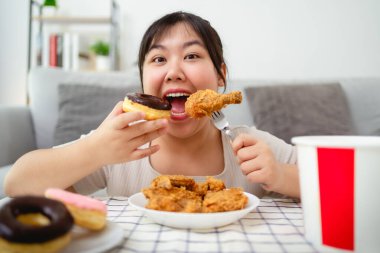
[0,199,124,253]
[61,221,124,253]
[128,192,260,229]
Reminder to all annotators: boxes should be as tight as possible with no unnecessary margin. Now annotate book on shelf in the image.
[43,32,80,70]
[71,33,79,70]
[48,34,58,67]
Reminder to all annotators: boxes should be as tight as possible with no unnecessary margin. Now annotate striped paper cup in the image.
[292,136,380,253]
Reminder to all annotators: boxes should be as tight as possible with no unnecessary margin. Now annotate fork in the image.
[211,110,237,141]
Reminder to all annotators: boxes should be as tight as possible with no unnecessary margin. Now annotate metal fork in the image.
[211,110,236,141]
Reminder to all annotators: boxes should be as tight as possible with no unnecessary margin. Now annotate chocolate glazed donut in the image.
[123,93,172,120]
[126,93,171,110]
[0,196,74,243]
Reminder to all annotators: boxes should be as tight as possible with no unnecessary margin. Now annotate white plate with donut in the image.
[0,197,124,253]
[128,192,260,229]
[61,221,124,253]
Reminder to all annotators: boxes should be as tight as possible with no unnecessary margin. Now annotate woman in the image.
[4,11,299,198]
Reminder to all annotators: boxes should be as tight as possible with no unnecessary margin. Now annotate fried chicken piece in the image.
[202,188,248,213]
[195,177,226,196]
[204,176,226,192]
[143,187,202,213]
[150,175,196,191]
[185,89,242,118]
[143,175,248,213]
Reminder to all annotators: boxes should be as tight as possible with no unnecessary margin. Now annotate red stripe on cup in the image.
[317,148,354,250]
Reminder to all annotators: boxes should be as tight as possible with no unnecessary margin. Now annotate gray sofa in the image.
[1,67,379,198]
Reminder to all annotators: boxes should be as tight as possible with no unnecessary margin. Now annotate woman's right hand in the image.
[88,101,168,166]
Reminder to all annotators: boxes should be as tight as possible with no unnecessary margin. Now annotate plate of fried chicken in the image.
[128,175,260,229]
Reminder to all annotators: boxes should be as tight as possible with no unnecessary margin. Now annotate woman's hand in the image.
[232,133,284,192]
[232,133,300,198]
[88,101,169,166]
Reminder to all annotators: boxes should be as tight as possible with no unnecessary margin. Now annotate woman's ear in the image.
[218,63,227,87]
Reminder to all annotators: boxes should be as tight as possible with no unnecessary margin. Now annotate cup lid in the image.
[291,135,380,148]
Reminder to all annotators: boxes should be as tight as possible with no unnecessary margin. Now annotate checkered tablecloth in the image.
[101,197,319,253]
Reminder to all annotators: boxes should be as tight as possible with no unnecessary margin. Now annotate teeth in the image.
[171,111,186,116]
[166,92,190,98]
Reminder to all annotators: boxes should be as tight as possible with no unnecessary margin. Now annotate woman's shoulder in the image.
[230,125,259,135]
[231,125,284,142]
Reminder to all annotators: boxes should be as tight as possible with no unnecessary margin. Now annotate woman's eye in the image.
[153,57,165,63]
[185,54,199,60]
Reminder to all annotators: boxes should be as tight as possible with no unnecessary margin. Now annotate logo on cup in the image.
[317,148,354,250]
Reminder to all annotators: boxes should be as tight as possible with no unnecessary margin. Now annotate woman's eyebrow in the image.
[148,40,204,53]
[183,40,205,49]
[148,44,166,53]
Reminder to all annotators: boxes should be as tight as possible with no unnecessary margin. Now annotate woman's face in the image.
[142,22,225,137]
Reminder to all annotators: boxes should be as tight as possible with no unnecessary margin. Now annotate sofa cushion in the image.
[54,84,141,145]
[245,83,356,143]
[0,164,12,199]
[340,79,380,136]
[0,106,36,167]
[28,68,140,148]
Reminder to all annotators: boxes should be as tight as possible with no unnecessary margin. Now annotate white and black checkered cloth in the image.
[102,197,319,253]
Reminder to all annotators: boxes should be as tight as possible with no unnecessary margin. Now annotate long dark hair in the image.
[138,11,227,88]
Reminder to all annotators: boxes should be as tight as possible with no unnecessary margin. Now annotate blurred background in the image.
[1,0,379,105]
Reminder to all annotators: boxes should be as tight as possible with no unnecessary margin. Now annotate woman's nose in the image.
[165,61,186,82]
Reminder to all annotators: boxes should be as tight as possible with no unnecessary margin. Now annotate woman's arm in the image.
[4,137,102,196]
[270,163,300,198]
[4,102,168,197]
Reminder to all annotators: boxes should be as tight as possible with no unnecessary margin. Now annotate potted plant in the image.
[42,0,58,16]
[90,40,110,71]
[43,0,57,7]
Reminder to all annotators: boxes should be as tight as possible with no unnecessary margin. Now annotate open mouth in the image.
[164,92,190,118]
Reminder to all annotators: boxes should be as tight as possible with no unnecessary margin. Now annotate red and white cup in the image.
[292,136,380,253]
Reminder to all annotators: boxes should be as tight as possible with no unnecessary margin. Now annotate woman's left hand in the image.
[231,133,284,193]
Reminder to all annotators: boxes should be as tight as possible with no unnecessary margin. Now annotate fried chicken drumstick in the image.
[185,89,242,118]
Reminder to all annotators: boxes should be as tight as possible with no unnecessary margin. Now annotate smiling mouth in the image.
[164,93,190,117]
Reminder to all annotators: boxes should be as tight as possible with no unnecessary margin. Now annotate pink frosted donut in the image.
[45,188,107,231]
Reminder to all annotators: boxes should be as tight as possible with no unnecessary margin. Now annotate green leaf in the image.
[90,40,110,56]
[43,0,57,7]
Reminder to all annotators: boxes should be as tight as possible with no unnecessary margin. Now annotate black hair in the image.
[138,11,227,89]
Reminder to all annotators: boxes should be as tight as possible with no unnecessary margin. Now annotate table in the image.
[102,197,319,253]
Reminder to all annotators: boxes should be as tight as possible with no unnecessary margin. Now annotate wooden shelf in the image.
[29,0,120,71]
[32,16,111,24]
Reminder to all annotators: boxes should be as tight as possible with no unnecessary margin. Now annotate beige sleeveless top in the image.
[73,126,297,198]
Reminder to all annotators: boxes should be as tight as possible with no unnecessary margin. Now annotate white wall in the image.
[1,0,379,104]
[118,0,380,80]
[34,0,380,80]
[0,0,29,105]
